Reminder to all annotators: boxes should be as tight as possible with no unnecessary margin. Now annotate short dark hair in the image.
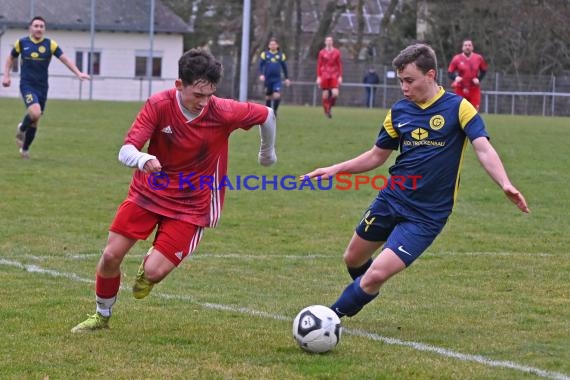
[178,48,223,86]
[268,38,280,50]
[392,43,437,75]
[29,16,46,26]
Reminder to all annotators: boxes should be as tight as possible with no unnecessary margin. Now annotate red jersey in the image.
[317,47,343,80]
[124,89,268,227]
[447,52,488,89]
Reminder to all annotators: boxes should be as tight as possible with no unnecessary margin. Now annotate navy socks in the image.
[330,276,378,318]
[20,114,33,132]
[347,258,373,280]
[23,127,37,150]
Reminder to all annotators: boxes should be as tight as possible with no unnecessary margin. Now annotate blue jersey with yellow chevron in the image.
[376,87,488,220]
[11,36,63,89]
[259,49,288,80]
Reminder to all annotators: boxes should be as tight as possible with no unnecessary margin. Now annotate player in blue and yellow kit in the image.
[302,43,529,318]
[258,38,290,116]
[2,16,89,159]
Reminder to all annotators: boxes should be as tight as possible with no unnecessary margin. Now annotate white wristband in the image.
[118,144,157,170]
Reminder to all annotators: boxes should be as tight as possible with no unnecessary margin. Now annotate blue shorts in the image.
[265,79,282,96]
[20,84,47,111]
[354,196,447,266]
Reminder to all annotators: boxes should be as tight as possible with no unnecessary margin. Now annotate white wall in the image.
[0,28,184,101]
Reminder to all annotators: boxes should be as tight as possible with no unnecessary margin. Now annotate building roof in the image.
[0,0,190,34]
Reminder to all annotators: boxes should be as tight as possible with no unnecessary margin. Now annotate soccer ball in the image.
[292,305,342,353]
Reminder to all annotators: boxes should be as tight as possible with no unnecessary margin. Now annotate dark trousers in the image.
[365,87,376,108]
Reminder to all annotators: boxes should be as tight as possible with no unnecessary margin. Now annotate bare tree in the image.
[307,0,340,59]
[343,0,366,62]
[425,0,570,79]
[162,0,570,83]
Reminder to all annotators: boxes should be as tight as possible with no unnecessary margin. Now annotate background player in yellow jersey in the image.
[258,38,290,117]
[2,16,90,159]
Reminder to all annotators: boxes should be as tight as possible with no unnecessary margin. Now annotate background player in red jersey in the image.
[71,48,277,332]
[316,36,343,118]
[448,39,488,110]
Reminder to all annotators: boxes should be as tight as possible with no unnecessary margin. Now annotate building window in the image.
[75,51,101,75]
[135,51,162,78]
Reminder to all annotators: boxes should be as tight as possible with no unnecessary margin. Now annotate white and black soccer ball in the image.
[292,305,342,353]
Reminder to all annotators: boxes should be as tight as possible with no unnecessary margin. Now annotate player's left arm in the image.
[476,69,487,82]
[258,52,266,82]
[337,51,343,84]
[473,55,488,85]
[472,137,530,213]
[280,55,290,86]
[58,53,90,80]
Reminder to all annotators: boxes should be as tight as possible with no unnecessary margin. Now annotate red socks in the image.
[95,273,121,299]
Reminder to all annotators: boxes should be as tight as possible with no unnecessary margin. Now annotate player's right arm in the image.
[447,56,462,83]
[2,55,14,87]
[316,51,323,84]
[258,107,277,166]
[118,145,161,173]
[2,42,19,87]
[301,146,392,180]
[118,99,161,172]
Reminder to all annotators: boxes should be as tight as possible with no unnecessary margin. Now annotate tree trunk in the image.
[307,0,339,59]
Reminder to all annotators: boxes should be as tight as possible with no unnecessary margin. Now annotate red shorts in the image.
[320,77,339,90]
[455,86,481,110]
[110,200,204,266]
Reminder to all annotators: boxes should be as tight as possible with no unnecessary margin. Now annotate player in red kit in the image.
[71,48,277,332]
[448,39,488,110]
[316,36,343,118]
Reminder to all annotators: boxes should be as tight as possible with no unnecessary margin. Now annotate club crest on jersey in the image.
[430,115,445,130]
[38,46,46,54]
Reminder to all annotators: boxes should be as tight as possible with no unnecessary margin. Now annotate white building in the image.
[0,0,190,101]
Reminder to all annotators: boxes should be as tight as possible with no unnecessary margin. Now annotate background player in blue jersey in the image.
[302,43,529,319]
[258,38,290,116]
[2,16,90,159]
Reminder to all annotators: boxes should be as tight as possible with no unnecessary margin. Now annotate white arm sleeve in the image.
[118,144,157,171]
[258,108,277,166]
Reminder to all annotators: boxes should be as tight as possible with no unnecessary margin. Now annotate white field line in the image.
[1,258,568,380]
[61,251,553,261]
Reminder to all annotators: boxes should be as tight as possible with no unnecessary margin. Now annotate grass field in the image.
[0,97,569,380]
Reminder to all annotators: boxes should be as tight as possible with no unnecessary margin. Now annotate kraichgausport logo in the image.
[146,173,422,191]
